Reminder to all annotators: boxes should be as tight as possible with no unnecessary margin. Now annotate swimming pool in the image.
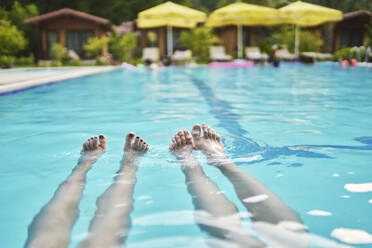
[0,64,371,247]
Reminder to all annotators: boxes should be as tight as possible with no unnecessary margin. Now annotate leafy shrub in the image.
[50,43,71,64]
[84,36,110,58]
[50,60,63,67]
[300,31,324,52]
[272,25,323,53]
[333,47,367,62]
[333,47,351,61]
[68,59,83,66]
[0,55,16,68]
[2,1,39,57]
[15,54,34,66]
[95,55,111,65]
[259,41,272,55]
[0,21,27,56]
[179,27,220,63]
[110,32,138,63]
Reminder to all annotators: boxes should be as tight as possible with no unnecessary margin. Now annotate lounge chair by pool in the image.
[210,46,232,61]
[276,48,297,61]
[245,47,268,63]
[142,47,160,62]
[300,52,332,63]
[172,50,192,65]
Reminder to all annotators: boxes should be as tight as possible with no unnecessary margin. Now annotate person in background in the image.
[269,45,280,67]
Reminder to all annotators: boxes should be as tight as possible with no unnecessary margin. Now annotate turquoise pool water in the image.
[0,64,371,247]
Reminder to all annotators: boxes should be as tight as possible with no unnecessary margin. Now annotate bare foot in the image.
[192,124,226,163]
[169,130,194,159]
[123,132,149,162]
[80,134,107,162]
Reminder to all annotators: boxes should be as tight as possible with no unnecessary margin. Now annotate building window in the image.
[172,28,186,51]
[341,28,364,48]
[243,27,250,47]
[66,30,93,58]
[146,31,158,47]
[47,31,58,58]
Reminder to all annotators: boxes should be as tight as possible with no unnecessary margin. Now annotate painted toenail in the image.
[99,135,104,139]
[129,133,134,137]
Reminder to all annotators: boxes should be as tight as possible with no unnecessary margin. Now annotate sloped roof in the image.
[24,8,110,26]
[343,10,372,20]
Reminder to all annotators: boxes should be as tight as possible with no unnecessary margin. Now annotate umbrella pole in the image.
[167,25,173,57]
[237,24,243,59]
[295,24,300,56]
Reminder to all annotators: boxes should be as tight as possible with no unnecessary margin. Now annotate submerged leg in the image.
[192,124,302,224]
[25,135,107,248]
[77,133,149,248]
[170,130,242,239]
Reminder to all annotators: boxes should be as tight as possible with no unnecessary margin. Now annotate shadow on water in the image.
[187,72,372,166]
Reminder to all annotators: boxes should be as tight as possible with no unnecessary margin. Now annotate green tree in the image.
[0,21,27,67]
[0,21,27,55]
[50,43,72,64]
[0,6,8,19]
[110,32,138,63]
[179,27,219,63]
[84,36,111,58]
[2,1,39,58]
[8,1,39,29]
[272,25,323,52]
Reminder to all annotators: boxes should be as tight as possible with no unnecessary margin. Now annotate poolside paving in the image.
[0,66,119,94]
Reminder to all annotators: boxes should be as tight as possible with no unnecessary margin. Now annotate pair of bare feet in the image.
[81,132,149,163]
[169,124,226,164]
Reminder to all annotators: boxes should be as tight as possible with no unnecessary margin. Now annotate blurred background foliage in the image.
[179,27,219,63]
[1,0,371,25]
[271,25,324,52]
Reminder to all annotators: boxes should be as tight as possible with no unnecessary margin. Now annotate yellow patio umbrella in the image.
[206,2,282,58]
[137,1,206,56]
[279,1,342,55]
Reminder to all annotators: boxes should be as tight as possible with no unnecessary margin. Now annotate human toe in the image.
[175,134,182,147]
[98,134,107,150]
[184,130,194,146]
[179,131,186,145]
[210,128,216,140]
[202,124,210,139]
[192,124,202,139]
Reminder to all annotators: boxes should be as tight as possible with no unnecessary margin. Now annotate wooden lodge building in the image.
[24,8,111,59]
[333,10,372,51]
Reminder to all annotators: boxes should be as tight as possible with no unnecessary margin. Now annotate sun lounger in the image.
[301,52,332,60]
[210,46,232,61]
[142,47,160,62]
[275,48,297,61]
[245,46,268,63]
[300,52,332,63]
[172,50,192,65]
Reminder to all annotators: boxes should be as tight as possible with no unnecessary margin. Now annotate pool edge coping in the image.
[0,66,120,95]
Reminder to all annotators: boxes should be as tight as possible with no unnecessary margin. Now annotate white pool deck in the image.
[0,66,119,94]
